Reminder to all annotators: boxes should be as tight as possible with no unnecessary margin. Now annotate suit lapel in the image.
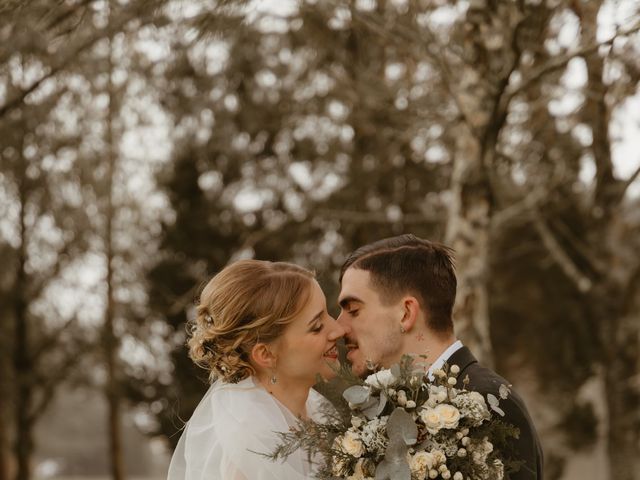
[445,346,478,377]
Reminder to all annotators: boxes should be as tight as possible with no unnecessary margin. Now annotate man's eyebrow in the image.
[308,310,323,325]
[339,296,363,309]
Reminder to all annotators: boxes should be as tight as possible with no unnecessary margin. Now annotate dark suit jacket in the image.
[448,346,544,480]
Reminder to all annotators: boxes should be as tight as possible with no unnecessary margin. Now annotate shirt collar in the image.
[427,340,463,380]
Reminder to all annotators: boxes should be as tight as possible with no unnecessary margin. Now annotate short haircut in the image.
[340,234,456,334]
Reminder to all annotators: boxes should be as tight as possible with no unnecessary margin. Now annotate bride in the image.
[167,259,345,480]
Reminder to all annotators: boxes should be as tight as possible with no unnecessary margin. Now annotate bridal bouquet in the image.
[268,356,520,480]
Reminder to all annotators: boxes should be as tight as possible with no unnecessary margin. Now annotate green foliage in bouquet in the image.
[267,355,521,480]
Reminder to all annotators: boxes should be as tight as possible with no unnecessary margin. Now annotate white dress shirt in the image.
[427,340,464,380]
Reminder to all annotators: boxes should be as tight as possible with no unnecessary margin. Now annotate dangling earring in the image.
[400,325,406,334]
[270,358,278,384]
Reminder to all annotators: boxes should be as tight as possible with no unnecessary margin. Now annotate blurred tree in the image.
[149,2,640,479]
[0,89,94,480]
[0,2,172,479]
[103,4,124,477]
[0,245,13,480]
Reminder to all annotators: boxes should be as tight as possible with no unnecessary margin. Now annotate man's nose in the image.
[328,319,346,340]
[336,311,351,332]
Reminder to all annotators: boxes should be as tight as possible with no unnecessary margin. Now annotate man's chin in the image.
[346,350,368,377]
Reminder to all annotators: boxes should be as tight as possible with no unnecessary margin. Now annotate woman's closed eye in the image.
[310,323,324,333]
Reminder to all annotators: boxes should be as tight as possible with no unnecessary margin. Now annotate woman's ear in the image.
[399,296,420,333]
[250,342,277,370]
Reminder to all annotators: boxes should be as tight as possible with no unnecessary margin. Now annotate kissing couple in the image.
[168,234,543,480]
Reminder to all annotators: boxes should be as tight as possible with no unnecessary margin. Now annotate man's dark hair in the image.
[340,234,457,334]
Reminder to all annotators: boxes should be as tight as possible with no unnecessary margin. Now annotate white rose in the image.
[431,449,447,465]
[364,369,397,389]
[419,408,443,434]
[341,430,365,458]
[435,404,461,429]
[397,390,408,406]
[409,451,435,479]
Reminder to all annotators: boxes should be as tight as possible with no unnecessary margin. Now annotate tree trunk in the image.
[603,312,639,480]
[105,6,124,478]
[0,322,12,480]
[576,1,640,478]
[445,1,523,365]
[446,122,493,365]
[13,122,33,480]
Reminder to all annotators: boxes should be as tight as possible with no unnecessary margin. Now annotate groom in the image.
[336,234,544,480]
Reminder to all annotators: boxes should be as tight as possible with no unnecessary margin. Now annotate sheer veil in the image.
[167,376,326,480]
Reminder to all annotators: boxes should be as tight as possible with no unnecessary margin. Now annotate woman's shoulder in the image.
[211,377,302,429]
[307,388,336,423]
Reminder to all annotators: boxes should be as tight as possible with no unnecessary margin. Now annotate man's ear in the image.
[399,296,421,333]
[250,342,277,370]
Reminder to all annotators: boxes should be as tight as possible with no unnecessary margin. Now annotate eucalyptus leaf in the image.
[390,364,401,378]
[386,408,418,445]
[376,392,388,416]
[487,393,505,416]
[343,385,370,405]
[362,392,388,419]
[376,439,411,480]
[374,460,391,480]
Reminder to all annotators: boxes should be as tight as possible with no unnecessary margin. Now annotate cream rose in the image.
[435,404,461,429]
[341,430,365,458]
[431,449,447,466]
[419,407,443,434]
[364,369,397,389]
[410,451,436,479]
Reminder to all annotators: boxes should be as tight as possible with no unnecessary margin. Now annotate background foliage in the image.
[1,1,639,480]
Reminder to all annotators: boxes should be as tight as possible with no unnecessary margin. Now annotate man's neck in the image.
[397,332,457,369]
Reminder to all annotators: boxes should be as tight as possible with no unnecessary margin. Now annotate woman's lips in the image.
[323,345,338,359]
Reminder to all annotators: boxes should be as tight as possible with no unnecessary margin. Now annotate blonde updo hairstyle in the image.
[188,259,315,383]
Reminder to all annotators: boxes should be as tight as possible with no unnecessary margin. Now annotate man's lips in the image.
[345,340,358,350]
[345,341,359,359]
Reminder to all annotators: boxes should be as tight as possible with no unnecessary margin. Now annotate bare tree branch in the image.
[505,21,640,101]
[29,314,79,364]
[315,208,443,224]
[27,341,93,423]
[619,163,640,200]
[349,8,477,132]
[0,2,163,120]
[533,211,593,293]
[491,187,547,230]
